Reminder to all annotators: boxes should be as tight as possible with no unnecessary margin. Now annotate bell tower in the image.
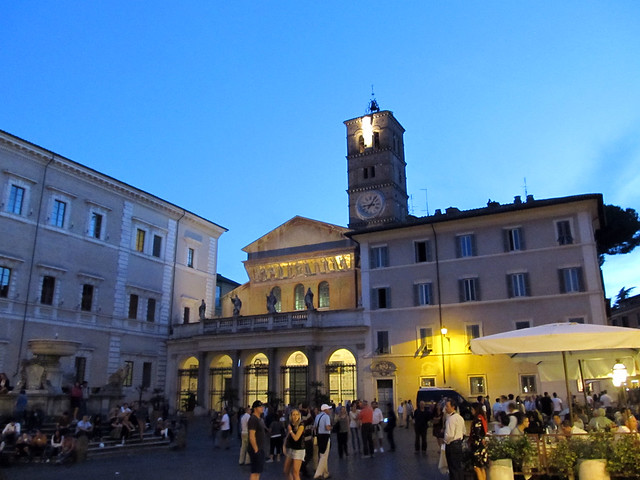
[345,99,409,229]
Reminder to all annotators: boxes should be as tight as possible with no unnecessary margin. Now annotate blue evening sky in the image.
[2,2,639,299]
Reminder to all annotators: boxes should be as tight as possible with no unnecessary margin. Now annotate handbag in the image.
[438,444,449,475]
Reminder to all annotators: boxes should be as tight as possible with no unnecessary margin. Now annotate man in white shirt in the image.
[551,393,563,415]
[314,404,332,480]
[239,407,251,465]
[371,401,385,453]
[599,390,613,408]
[397,402,404,426]
[444,399,465,480]
[220,408,231,450]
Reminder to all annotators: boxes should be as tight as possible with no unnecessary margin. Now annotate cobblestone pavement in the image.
[2,418,449,480]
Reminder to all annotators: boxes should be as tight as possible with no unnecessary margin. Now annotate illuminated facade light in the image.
[612,360,628,387]
[361,115,374,148]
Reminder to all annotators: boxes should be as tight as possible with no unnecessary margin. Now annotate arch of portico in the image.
[325,348,358,404]
[171,342,362,411]
[209,354,233,411]
[177,356,199,411]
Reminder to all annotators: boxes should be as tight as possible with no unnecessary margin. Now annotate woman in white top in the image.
[349,403,361,454]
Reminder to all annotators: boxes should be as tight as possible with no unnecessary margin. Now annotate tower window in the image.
[373,131,380,149]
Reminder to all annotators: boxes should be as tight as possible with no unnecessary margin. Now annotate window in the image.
[520,375,537,394]
[419,327,433,354]
[415,240,432,263]
[469,375,486,396]
[415,282,433,306]
[318,282,330,308]
[128,294,139,319]
[0,267,10,298]
[75,357,86,383]
[370,246,388,269]
[89,212,103,239]
[419,328,433,350]
[376,331,390,354]
[507,272,529,297]
[8,185,25,214]
[152,235,162,258]
[568,317,585,324]
[504,228,524,251]
[135,229,146,252]
[183,306,190,323]
[515,321,530,330]
[40,276,55,305]
[147,298,156,322]
[466,324,481,345]
[372,287,390,309]
[556,220,573,245]
[187,248,194,268]
[51,199,66,228]
[80,284,94,312]
[459,278,479,302]
[123,361,134,387]
[294,284,305,310]
[559,267,584,293]
[363,166,376,179]
[456,234,476,258]
[142,362,152,389]
[420,377,436,387]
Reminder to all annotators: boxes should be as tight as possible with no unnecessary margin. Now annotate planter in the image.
[578,459,609,480]
[488,458,514,480]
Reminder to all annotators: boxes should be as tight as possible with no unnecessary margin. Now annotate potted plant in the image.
[574,432,612,480]
[487,435,536,480]
[606,433,640,478]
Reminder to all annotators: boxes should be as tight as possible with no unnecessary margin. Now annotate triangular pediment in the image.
[243,216,349,255]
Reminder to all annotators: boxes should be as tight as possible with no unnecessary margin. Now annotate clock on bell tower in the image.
[345,100,409,229]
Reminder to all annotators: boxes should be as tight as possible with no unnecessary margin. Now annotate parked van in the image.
[416,387,473,419]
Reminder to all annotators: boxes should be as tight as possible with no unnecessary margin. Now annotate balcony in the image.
[170,309,365,339]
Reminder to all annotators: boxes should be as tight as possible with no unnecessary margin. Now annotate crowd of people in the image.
[206,390,639,480]
[0,399,178,466]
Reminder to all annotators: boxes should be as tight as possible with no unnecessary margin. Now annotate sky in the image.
[2,1,640,300]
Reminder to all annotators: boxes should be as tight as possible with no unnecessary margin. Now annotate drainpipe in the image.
[168,209,186,335]
[14,155,55,379]
[430,223,446,385]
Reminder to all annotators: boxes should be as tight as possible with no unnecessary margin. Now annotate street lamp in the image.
[612,360,628,387]
[612,359,628,408]
[440,327,449,385]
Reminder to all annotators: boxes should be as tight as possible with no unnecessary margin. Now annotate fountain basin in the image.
[28,339,81,357]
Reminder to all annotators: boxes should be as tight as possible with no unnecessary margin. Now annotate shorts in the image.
[249,448,265,474]
[287,448,306,461]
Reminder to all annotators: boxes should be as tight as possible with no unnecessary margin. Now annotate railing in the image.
[170,309,365,338]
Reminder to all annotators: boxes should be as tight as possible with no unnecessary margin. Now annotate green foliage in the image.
[606,435,640,477]
[597,204,640,259]
[487,435,535,465]
[548,440,578,476]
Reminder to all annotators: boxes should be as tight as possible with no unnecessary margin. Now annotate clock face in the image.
[356,191,385,219]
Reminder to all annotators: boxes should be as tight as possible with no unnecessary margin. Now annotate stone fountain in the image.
[23,339,81,393]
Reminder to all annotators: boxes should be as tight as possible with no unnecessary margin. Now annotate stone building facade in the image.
[0,130,225,405]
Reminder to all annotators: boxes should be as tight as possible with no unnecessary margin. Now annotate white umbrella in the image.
[470,322,640,421]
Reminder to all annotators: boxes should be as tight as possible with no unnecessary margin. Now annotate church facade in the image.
[168,105,608,410]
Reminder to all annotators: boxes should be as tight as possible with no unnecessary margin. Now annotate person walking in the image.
[348,402,361,454]
[444,399,465,480]
[359,400,374,458]
[313,404,332,480]
[248,400,266,480]
[385,403,396,452]
[413,400,430,454]
[283,409,306,480]
[469,402,488,480]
